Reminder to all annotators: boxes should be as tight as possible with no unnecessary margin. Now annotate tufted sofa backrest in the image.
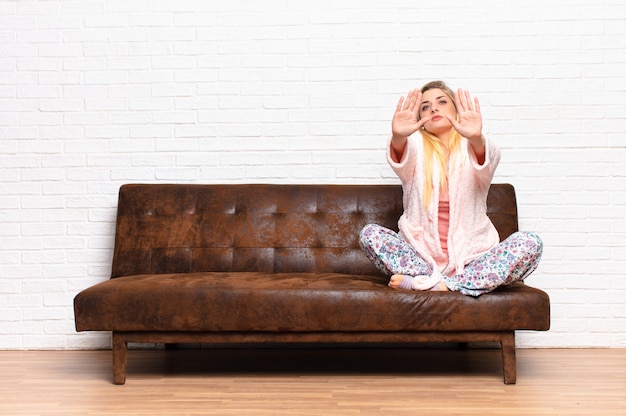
[110,184,517,278]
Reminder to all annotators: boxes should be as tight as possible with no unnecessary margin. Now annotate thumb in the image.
[446,114,459,129]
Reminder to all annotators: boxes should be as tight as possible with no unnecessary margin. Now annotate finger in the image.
[402,90,412,111]
[446,114,459,130]
[412,91,423,114]
[417,115,431,129]
[395,96,405,113]
[464,89,474,111]
[474,96,481,114]
[455,88,466,112]
[404,89,418,112]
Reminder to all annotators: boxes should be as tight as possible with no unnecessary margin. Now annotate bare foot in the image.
[388,274,405,289]
[389,275,448,291]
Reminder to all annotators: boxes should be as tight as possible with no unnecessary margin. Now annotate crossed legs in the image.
[359,224,543,296]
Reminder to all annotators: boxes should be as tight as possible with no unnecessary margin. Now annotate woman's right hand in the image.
[391,89,431,140]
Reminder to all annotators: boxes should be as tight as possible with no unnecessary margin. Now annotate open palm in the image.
[392,89,430,139]
[447,89,483,141]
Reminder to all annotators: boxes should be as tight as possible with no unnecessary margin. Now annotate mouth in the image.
[431,115,443,122]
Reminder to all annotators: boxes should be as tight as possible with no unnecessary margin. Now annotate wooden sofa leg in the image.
[112,332,127,385]
[501,332,517,384]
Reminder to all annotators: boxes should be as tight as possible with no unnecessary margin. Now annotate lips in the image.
[431,115,443,121]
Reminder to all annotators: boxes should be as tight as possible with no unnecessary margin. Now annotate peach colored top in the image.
[438,192,450,257]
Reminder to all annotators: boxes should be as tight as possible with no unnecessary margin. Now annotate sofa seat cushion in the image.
[74,272,550,333]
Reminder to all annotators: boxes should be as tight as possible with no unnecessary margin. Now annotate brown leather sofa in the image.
[74,183,550,385]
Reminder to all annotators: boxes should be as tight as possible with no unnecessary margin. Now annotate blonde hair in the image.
[418,81,462,207]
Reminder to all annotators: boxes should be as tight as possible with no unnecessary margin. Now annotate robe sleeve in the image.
[387,134,419,182]
[467,136,500,186]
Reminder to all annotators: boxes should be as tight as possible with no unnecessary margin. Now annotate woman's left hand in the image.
[446,89,483,142]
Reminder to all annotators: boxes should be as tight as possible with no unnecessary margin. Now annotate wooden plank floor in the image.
[0,347,624,415]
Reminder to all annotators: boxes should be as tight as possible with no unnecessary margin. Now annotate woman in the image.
[359,81,543,296]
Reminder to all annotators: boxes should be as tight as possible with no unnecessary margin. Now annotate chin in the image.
[425,125,452,137]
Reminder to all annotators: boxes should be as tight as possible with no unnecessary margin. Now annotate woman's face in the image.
[419,88,457,137]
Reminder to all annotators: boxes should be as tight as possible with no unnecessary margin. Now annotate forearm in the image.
[467,136,501,189]
[467,134,486,166]
[390,135,408,162]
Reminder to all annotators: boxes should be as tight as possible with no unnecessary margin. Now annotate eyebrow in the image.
[420,95,446,105]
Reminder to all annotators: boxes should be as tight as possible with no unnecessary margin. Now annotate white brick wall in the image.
[1,0,624,349]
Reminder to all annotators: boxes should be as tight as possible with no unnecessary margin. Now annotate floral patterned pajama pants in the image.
[359,224,543,296]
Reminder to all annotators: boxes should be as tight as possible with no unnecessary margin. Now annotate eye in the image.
[421,104,430,112]
[438,99,447,105]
